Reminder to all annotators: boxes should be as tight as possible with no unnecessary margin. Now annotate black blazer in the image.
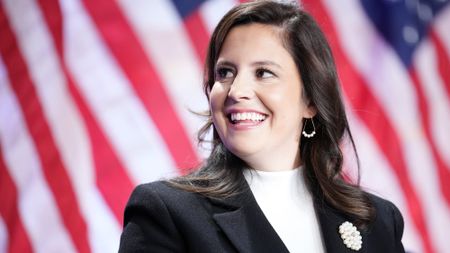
[119,180,405,253]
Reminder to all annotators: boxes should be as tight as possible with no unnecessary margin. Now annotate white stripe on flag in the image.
[346,108,425,252]
[118,0,209,158]
[200,0,237,34]
[435,6,450,58]
[323,0,450,251]
[2,0,122,252]
[324,0,421,129]
[62,0,177,183]
[0,58,76,253]
[414,40,450,166]
[0,216,8,253]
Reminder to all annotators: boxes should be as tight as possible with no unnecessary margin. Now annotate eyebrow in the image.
[215,60,235,68]
[215,60,282,69]
[251,60,282,69]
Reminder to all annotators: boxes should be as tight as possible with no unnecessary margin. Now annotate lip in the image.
[227,119,265,130]
[225,108,268,130]
[225,108,268,116]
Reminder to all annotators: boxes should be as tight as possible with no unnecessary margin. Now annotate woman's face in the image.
[209,23,315,171]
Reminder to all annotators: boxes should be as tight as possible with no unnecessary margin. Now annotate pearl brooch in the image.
[338,221,362,251]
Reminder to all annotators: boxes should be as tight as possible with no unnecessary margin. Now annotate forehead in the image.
[218,23,293,64]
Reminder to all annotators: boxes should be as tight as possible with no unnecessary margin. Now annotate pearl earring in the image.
[302,118,316,138]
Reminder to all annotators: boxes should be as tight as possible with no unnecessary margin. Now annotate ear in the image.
[206,85,212,99]
[303,102,317,118]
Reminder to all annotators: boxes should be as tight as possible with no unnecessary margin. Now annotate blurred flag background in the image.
[0,0,449,252]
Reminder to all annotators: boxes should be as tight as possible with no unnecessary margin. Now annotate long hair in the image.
[169,0,375,228]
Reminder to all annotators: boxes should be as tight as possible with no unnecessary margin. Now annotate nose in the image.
[227,73,254,101]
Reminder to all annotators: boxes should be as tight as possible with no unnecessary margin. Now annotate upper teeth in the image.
[230,112,266,121]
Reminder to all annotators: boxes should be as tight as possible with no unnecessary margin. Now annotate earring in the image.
[302,118,316,138]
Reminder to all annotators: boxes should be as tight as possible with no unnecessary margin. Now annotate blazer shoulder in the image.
[129,180,181,200]
[365,192,405,252]
[120,181,200,252]
[123,180,183,226]
[126,180,200,210]
[367,192,404,230]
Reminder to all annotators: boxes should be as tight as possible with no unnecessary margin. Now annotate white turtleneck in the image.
[243,168,324,253]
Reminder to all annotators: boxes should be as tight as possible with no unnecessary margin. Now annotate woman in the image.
[119,1,405,252]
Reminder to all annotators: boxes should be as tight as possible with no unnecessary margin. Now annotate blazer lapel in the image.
[315,201,368,253]
[208,183,289,253]
[206,176,368,253]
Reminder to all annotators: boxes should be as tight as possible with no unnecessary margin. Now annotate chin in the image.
[223,141,260,161]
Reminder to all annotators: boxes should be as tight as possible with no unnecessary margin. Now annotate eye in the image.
[215,67,235,81]
[255,68,275,79]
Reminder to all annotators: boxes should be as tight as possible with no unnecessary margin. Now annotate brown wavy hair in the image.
[169,0,375,228]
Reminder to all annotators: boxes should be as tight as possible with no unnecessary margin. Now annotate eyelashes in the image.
[214,66,276,81]
[255,67,275,78]
[215,67,235,81]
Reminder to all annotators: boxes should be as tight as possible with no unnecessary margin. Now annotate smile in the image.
[228,112,267,124]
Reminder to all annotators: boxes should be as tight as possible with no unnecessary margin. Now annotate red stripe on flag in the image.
[184,10,210,65]
[69,78,134,223]
[409,68,450,206]
[430,30,450,100]
[0,152,33,253]
[0,7,91,253]
[36,0,134,224]
[69,76,134,224]
[302,1,435,252]
[82,0,200,172]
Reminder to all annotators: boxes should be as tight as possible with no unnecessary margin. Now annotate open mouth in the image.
[227,112,267,124]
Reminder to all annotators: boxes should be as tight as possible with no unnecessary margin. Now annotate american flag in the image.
[0,0,448,252]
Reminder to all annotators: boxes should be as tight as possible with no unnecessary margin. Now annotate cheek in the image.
[209,85,228,121]
[264,86,301,110]
[209,88,221,109]
[265,87,303,123]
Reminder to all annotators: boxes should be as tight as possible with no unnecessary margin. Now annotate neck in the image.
[243,151,301,172]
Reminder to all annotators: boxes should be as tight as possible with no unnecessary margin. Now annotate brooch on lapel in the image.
[338,221,362,251]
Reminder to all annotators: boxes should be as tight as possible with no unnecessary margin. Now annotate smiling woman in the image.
[210,23,312,172]
[118,1,406,252]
